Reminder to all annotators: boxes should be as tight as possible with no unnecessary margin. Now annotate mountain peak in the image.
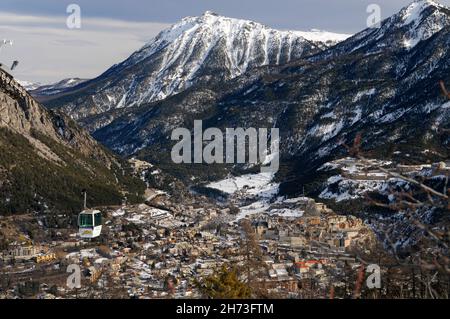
[397,0,449,47]
[153,12,351,51]
[44,14,327,129]
[331,0,450,54]
[181,11,263,30]
[202,10,219,17]
[130,13,327,77]
[405,0,444,10]
[400,0,443,24]
[410,0,440,6]
[43,13,350,131]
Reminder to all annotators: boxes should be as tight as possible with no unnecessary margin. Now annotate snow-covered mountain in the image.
[321,0,450,58]
[17,80,42,91]
[92,0,450,185]
[30,78,88,96]
[42,12,348,131]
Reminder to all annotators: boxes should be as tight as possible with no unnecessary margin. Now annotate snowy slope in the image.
[324,0,450,57]
[207,172,279,198]
[31,78,88,96]
[399,0,448,48]
[296,29,352,46]
[17,80,42,91]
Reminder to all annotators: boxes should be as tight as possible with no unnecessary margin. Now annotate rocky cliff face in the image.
[0,70,144,214]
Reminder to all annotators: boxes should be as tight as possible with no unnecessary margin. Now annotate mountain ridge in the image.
[91,0,450,192]
[39,12,349,132]
[30,78,88,97]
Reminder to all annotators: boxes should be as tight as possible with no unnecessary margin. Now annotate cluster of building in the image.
[0,187,376,299]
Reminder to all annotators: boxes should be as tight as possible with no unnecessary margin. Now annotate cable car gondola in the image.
[78,190,102,239]
[78,209,102,239]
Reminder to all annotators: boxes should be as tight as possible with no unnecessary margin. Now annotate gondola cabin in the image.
[78,209,102,239]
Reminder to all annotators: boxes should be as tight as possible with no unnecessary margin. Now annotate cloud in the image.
[0,12,170,83]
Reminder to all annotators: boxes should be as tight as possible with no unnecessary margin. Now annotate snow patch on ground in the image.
[319,175,405,202]
[207,172,279,198]
[206,172,308,221]
[296,29,352,44]
[353,88,376,102]
[236,197,305,221]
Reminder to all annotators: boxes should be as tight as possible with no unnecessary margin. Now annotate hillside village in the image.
[2,155,448,299]
[0,180,376,299]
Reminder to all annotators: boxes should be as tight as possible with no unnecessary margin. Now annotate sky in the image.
[1,0,449,83]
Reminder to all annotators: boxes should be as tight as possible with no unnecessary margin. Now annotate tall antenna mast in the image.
[82,189,87,210]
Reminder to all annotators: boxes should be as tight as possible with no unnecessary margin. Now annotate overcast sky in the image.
[1,0,449,83]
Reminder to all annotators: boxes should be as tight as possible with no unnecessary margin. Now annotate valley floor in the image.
[2,156,450,299]
[1,171,382,299]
